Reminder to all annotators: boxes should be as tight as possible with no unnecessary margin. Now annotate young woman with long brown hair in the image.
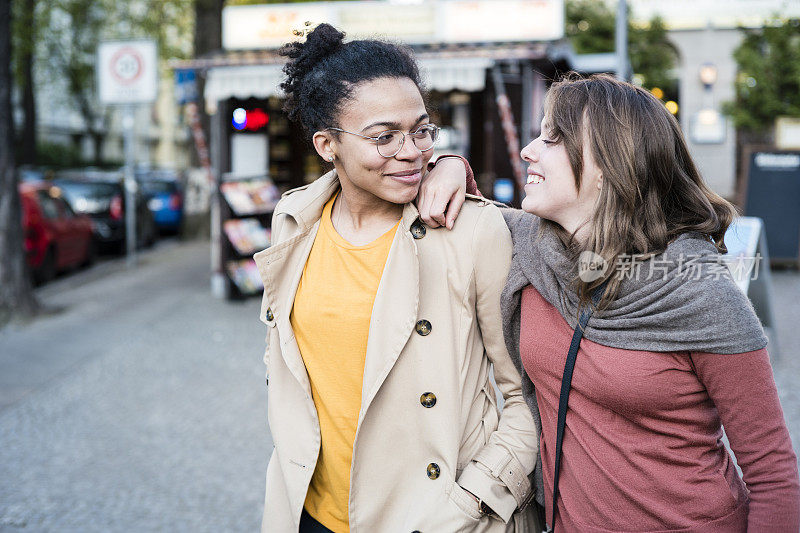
[421,73,800,532]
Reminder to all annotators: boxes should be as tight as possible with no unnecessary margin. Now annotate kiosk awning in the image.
[419,57,494,92]
[205,64,285,102]
[203,56,496,103]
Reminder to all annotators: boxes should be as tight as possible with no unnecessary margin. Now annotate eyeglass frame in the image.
[325,123,440,158]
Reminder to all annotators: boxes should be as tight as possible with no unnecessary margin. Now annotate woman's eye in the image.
[375,133,396,145]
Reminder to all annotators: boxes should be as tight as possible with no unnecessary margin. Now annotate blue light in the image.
[232,107,247,130]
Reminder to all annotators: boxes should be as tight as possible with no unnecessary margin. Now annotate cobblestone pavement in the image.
[0,239,798,533]
[0,240,268,532]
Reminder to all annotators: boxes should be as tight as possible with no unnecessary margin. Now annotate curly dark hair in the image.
[279,23,423,136]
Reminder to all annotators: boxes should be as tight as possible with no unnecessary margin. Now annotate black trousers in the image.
[299,509,334,533]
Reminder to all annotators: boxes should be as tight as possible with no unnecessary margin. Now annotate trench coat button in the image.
[426,463,440,480]
[265,307,274,322]
[410,220,426,239]
[415,319,432,336]
[420,392,436,408]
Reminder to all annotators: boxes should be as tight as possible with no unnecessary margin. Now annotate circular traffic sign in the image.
[109,47,143,85]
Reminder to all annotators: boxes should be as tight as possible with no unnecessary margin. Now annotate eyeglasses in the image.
[327,124,440,158]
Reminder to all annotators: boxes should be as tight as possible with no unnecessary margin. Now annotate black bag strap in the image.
[547,287,605,533]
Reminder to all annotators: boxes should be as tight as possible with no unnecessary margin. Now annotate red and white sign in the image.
[98,40,158,104]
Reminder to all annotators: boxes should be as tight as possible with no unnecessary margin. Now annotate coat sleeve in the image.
[456,204,540,523]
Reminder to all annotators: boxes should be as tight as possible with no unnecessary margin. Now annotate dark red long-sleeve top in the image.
[520,285,800,532]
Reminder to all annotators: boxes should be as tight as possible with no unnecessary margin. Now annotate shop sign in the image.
[222,0,564,50]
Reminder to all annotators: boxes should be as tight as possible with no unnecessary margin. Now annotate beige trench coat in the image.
[254,171,541,533]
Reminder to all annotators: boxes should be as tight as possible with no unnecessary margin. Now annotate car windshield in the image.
[140,181,176,194]
[57,181,119,199]
[56,181,120,213]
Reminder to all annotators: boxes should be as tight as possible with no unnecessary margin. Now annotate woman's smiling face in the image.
[519,116,602,236]
[317,76,434,207]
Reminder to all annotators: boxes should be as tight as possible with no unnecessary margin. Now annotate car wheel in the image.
[82,239,97,267]
[145,216,157,248]
[144,225,156,248]
[36,247,57,285]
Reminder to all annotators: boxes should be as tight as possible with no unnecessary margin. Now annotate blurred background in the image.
[1,1,799,531]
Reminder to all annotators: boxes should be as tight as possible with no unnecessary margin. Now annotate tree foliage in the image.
[723,18,800,134]
[106,0,194,61]
[15,0,195,166]
[566,0,678,92]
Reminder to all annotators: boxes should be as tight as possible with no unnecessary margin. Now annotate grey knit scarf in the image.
[498,208,768,506]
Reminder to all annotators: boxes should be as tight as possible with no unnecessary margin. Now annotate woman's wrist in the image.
[460,486,495,515]
[431,155,478,195]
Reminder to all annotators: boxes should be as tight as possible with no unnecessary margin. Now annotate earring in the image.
[329,156,334,162]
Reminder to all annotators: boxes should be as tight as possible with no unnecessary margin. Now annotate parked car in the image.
[137,171,184,234]
[18,165,54,184]
[20,182,95,283]
[54,172,157,254]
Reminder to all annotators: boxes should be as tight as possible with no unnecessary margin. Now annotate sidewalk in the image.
[0,240,269,532]
[769,269,800,449]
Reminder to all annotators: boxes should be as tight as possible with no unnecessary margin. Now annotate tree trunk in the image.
[194,0,223,57]
[0,0,39,325]
[19,0,37,165]
[91,130,103,166]
[73,87,102,166]
[192,0,223,168]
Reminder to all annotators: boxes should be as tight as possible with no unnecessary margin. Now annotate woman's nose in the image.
[394,134,422,160]
[520,139,538,162]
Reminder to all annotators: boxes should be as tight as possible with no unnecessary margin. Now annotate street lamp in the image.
[699,63,718,90]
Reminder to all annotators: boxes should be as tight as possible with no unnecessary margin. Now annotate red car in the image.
[20,182,95,283]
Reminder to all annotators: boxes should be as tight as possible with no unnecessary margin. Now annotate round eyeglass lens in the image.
[376,125,439,157]
[376,131,404,158]
[412,126,437,151]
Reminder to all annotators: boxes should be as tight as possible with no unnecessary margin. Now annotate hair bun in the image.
[280,23,344,80]
[302,23,345,59]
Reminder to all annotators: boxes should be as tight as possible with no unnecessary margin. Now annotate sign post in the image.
[97,40,158,267]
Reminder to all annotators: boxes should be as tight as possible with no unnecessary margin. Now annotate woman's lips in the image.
[386,170,422,184]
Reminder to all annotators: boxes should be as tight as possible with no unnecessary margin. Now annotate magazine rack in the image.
[219,173,279,299]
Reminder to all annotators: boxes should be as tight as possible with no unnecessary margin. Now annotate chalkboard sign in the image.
[741,148,800,264]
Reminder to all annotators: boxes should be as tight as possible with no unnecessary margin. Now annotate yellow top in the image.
[291,193,399,532]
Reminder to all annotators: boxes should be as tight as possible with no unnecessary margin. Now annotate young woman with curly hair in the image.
[255,24,540,533]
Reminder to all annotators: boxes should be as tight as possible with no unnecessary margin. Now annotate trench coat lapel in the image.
[255,225,319,396]
[359,203,421,419]
[254,171,340,396]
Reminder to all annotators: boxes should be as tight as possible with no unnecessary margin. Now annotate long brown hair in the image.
[542,73,737,309]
